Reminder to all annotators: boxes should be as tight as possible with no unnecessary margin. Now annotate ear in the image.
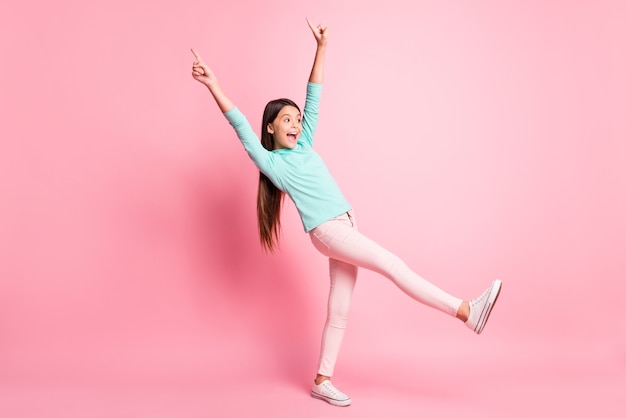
[266,123,275,135]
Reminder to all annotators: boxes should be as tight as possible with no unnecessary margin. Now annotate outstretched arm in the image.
[306,18,327,84]
[191,48,234,113]
[191,49,273,174]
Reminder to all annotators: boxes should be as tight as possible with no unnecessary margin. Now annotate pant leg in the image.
[310,211,462,318]
[316,257,357,377]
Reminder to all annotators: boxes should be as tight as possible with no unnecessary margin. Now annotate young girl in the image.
[191,19,502,407]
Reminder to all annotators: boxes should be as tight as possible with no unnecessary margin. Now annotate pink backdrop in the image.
[1,0,624,417]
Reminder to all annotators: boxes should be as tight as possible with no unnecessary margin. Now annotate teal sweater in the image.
[224,82,352,232]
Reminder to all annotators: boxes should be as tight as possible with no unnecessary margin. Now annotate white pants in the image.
[309,211,463,376]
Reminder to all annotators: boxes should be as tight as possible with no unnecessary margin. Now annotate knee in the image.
[380,254,408,278]
[327,301,351,328]
[327,315,349,330]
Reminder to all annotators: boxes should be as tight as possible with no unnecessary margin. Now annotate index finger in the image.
[191,48,203,62]
[305,17,315,31]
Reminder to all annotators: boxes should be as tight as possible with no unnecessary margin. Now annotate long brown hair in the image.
[258,98,300,252]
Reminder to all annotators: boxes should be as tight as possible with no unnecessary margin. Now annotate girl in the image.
[191,18,502,407]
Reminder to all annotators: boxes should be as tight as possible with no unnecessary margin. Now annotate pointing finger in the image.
[306,17,315,31]
[191,48,203,62]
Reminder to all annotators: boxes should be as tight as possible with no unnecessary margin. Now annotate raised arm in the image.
[191,48,234,113]
[306,18,327,84]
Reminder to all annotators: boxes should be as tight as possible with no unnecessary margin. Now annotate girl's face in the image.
[267,105,301,150]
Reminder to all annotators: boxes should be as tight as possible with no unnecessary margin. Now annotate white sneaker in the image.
[465,279,502,334]
[311,380,352,407]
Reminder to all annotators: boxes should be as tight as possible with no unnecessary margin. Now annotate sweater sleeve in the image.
[301,82,322,147]
[223,107,274,176]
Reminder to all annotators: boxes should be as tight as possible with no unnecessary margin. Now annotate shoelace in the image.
[323,382,338,395]
[470,287,490,307]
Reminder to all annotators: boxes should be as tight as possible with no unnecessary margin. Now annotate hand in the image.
[306,18,328,46]
[191,48,218,88]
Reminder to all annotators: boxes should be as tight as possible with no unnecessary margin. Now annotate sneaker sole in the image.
[475,279,502,334]
[311,391,352,407]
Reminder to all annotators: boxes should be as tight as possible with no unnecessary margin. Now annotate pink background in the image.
[1,0,624,417]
